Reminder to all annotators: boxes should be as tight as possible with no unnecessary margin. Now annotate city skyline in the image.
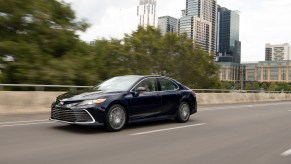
[178,0,217,53]
[63,0,291,62]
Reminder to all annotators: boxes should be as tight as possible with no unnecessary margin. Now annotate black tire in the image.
[176,102,191,123]
[105,104,127,132]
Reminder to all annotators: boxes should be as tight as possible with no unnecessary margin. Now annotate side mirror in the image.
[132,87,147,97]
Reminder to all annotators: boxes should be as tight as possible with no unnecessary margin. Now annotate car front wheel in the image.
[105,104,127,132]
[176,102,191,123]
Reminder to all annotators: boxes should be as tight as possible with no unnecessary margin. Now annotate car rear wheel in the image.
[176,102,190,123]
[105,104,127,132]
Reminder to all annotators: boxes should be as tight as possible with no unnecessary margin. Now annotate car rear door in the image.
[157,78,181,115]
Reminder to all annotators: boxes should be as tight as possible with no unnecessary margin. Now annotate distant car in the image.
[50,75,197,131]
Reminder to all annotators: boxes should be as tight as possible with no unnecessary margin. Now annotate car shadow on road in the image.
[125,118,201,130]
[50,124,105,134]
[49,118,201,134]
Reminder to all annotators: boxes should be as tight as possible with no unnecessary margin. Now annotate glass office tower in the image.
[216,6,241,64]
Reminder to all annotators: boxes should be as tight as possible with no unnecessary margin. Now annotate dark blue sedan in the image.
[50,75,197,131]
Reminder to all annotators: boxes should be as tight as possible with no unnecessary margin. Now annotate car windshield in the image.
[93,76,142,92]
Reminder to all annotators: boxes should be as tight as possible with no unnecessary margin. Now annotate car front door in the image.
[129,78,162,120]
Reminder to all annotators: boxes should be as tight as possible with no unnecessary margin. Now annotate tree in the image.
[124,26,163,75]
[0,0,90,85]
[92,39,129,80]
[0,3,221,89]
[0,0,89,57]
[123,26,220,89]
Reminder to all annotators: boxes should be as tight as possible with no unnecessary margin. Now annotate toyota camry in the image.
[50,75,197,131]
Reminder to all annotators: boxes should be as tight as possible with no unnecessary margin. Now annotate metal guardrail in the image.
[0,84,291,94]
[192,89,291,94]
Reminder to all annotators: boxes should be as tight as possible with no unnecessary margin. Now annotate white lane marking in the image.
[288,110,291,112]
[0,122,52,128]
[200,105,249,111]
[130,123,206,136]
[199,102,291,112]
[281,149,291,157]
[0,119,49,125]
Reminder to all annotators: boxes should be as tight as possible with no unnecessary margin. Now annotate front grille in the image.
[51,108,94,123]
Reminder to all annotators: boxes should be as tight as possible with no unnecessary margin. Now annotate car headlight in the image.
[77,99,107,106]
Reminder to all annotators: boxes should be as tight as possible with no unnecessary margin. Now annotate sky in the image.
[63,0,291,62]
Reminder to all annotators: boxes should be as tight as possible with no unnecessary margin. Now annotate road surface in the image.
[0,101,290,164]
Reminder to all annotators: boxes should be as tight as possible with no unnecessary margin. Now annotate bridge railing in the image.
[0,84,291,94]
[192,89,291,94]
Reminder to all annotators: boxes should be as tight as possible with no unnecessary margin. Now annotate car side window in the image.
[159,78,178,91]
[133,78,158,92]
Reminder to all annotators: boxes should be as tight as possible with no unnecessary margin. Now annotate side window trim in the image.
[157,78,179,92]
[130,77,158,93]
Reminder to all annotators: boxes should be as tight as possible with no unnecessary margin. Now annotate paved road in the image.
[0,102,290,164]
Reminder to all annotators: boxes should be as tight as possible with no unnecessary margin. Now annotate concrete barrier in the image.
[0,91,291,115]
[0,92,63,115]
[196,93,291,105]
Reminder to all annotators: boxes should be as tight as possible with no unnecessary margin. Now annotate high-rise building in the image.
[265,43,291,61]
[179,0,217,53]
[137,0,157,28]
[216,6,241,64]
[158,16,178,34]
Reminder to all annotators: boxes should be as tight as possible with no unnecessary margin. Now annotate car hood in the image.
[57,89,127,101]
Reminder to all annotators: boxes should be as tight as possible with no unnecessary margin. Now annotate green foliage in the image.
[123,26,220,89]
[220,81,235,90]
[260,83,268,90]
[0,0,90,85]
[244,82,261,90]
[268,83,277,91]
[0,0,89,57]
[0,2,221,89]
[275,82,291,91]
[268,82,291,91]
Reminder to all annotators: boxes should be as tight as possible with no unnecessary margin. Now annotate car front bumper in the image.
[50,107,104,125]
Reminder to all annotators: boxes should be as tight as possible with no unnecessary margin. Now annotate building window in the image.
[257,68,261,81]
[248,69,255,81]
[263,68,268,80]
[281,67,286,80]
[270,67,278,80]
